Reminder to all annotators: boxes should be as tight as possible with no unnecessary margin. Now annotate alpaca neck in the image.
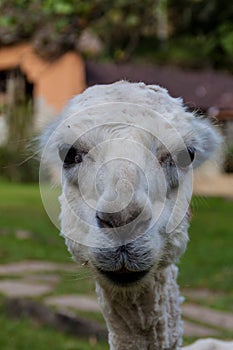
[96,264,183,350]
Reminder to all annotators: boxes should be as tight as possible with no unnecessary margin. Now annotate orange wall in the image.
[36,52,86,112]
[0,43,86,113]
[0,43,31,70]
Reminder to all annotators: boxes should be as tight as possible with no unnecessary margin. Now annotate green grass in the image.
[0,181,68,263]
[0,181,232,347]
[0,302,108,350]
[179,197,233,293]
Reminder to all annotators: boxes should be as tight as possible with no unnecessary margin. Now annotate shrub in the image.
[0,144,39,183]
[224,145,233,173]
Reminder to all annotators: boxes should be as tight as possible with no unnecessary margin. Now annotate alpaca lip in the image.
[97,267,150,285]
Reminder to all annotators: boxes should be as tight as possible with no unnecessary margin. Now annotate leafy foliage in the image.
[167,0,233,69]
[0,0,160,61]
[0,69,38,183]
[0,146,39,183]
[224,145,233,173]
[0,1,233,68]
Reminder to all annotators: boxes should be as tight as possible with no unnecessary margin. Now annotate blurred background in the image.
[0,1,232,349]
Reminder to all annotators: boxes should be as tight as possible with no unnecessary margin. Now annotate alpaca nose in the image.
[96,208,142,228]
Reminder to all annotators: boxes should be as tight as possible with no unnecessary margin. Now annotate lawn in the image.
[0,181,66,263]
[179,196,233,292]
[0,302,108,350]
[0,181,232,347]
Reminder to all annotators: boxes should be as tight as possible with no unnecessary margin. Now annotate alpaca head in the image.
[41,81,221,290]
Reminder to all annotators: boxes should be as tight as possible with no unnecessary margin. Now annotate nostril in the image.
[96,213,114,228]
[96,206,148,229]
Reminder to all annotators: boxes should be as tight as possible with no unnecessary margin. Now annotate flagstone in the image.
[45,295,100,312]
[183,320,219,337]
[0,280,53,297]
[182,303,233,331]
[0,260,76,276]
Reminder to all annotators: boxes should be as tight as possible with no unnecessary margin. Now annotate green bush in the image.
[0,145,39,183]
[224,145,233,173]
[0,69,37,183]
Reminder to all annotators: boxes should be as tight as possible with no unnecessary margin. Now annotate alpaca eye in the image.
[176,147,195,168]
[58,144,83,168]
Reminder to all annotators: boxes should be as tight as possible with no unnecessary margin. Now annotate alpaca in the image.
[40,81,231,350]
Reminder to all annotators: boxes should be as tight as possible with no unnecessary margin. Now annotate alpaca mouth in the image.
[97,267,150,285]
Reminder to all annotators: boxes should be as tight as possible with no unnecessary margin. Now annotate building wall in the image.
[0,43,86,129]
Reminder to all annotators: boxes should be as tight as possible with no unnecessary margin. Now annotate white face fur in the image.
[41,81,221,289]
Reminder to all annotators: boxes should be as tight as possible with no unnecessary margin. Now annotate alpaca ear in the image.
[190,116,222,169]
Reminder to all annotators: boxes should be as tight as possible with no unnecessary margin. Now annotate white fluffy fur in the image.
[41,82,230,349]
[183,339,233,350]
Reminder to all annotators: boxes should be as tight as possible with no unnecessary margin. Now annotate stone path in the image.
[0,279,53,297]
[0,260,232,338]
[45,295,100,312]
[182,303,233,332]
[0,260,76,275]
[183,320,219,337]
